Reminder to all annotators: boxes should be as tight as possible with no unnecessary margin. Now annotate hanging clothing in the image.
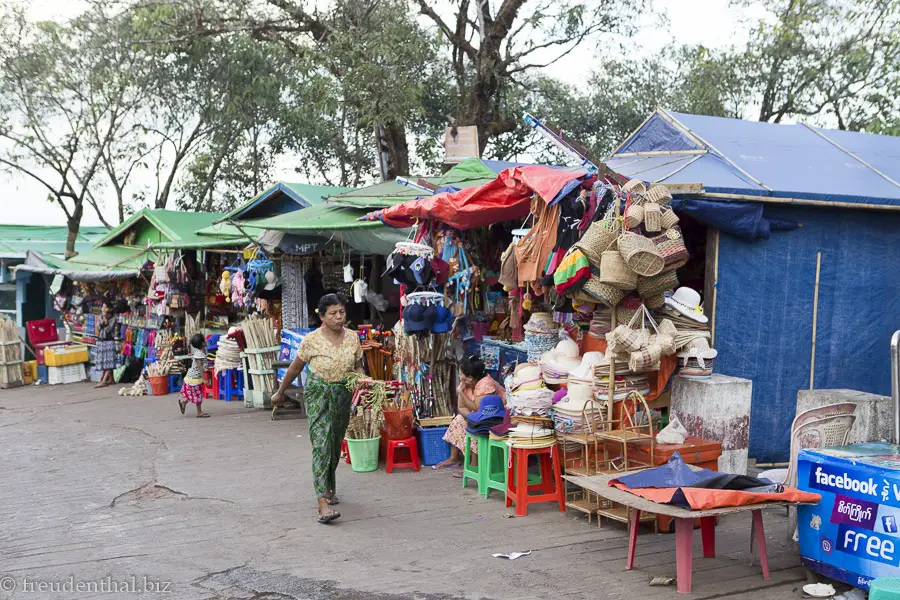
[304,372,353,498]
[515,196,560,286]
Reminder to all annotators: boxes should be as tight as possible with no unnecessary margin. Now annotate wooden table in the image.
[565,473,809,594]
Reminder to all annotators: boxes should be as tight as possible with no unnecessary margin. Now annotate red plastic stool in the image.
[505,444,565,517]
[202,369,218,399]
[341,439,351,464]
[386,437,420,474]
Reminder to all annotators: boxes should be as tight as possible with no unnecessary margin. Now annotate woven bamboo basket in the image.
[637,269,678,298]
[598,250,637,290]
[643,203,662,233]
[646,185,673,206]
[581,276,626,308]
[628,344,662,372]
[618,232,664,277]
[575,220,618,267]
[660,207,679,229]
[642,292,665,309]
[625,204,644,229]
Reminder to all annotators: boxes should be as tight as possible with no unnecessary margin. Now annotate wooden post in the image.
[810,252,822,390]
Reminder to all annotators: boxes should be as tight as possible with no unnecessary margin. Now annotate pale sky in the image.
[0,0,754,227]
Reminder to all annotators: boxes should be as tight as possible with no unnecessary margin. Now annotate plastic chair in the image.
[386,437,420,473]
[462,433,489,495]
[760,403,858,486]
[202,369,217,400]
[505,444,565,517]
[870,577,900,600]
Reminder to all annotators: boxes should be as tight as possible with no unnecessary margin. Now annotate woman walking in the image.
[93,301,118,388]
[178,333,210,418]
[272,293,363,524]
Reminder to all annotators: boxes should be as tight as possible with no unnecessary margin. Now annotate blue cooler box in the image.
[799,443,900,590]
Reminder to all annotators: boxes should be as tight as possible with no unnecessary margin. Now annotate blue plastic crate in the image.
[37,365,48,384]
[169,374,183,393]
[418,426,451,466]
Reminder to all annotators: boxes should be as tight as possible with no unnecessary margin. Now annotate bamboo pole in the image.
[711,230,720,347]
[693,191,900,212]
[810,252,822,390]
[608,194,621,424]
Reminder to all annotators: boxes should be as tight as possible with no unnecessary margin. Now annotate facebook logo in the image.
[884,516,898,534]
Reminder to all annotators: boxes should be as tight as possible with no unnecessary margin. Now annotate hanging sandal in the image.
[317,510,341,524]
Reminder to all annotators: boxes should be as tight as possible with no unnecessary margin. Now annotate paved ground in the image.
[0,383,816,599]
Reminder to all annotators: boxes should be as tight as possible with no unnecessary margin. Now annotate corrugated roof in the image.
[242,206,381,231]
[94,209,242,249]
[608,109,900,207]
[327,158,500,209]
[0,225,107,258]
[216,182,356,223]
[65,245,156,270]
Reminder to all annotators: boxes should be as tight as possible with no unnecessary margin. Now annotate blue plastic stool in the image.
[169,374,184,393]
[217,369,244,402]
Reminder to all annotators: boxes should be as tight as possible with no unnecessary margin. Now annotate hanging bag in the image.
[647,226,689,270]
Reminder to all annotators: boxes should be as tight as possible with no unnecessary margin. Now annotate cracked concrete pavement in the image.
[0,382,812,599]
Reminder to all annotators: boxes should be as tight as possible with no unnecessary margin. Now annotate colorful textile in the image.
[305,372,352,498]
[94,340,117,371]
[181,382,203,404]
[552,249,591,293]
[444,414,479,455]
[297,327,362,383]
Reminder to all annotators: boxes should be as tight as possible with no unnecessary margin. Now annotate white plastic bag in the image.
[657,415,689,445]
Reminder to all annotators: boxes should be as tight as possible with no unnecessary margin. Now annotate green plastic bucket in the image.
[346,436,380,473]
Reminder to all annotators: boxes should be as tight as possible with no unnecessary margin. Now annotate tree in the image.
[0,7,142,255]
[413,0,646,154]
[740,0,900,129]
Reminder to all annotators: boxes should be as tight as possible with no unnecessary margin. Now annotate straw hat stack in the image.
[523,312,558,362]
[539,338,582,384]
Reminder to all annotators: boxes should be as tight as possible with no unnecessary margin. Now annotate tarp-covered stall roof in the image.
[607,110,900,463]
[362,165,590,230]
[327,158,506,209]
[15,249,144,281]
[608,109,900,206]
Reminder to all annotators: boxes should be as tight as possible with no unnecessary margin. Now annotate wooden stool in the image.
[505,444,565,516]
[462,433,488,495]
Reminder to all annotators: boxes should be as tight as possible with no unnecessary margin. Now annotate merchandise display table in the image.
[565,472,812,594]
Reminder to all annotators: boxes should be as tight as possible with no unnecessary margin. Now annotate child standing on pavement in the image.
[179,333,210,418]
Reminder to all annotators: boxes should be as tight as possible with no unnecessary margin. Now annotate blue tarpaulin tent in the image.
[608,110,900,463]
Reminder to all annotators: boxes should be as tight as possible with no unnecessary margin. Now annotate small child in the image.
[179,333,209,418]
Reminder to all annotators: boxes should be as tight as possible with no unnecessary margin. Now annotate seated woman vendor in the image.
[433,355,506,471]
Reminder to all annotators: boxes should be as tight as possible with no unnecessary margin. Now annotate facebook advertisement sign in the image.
[799,443,900,590]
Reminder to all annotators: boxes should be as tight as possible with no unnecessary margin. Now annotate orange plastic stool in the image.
[386,437,420,474]
[505,444,565,517]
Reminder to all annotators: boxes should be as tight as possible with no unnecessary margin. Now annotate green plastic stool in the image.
[870,578,900,600]
[462,433,489,495]
[484,437,542,500]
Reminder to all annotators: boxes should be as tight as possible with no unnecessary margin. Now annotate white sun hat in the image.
[664,287,708,324]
